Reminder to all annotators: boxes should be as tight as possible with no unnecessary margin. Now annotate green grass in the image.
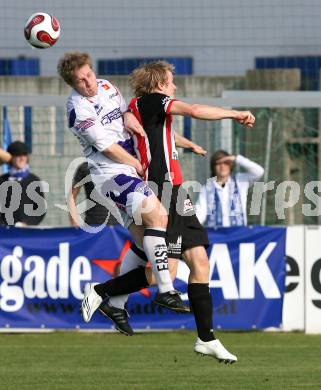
[0,331,320,390]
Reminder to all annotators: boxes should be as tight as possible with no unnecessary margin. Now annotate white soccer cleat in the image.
[81,283,102,323]
[194,338,238,364]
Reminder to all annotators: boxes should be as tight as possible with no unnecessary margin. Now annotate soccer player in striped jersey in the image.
[101,61,255,363]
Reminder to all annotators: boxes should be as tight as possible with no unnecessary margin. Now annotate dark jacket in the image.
[0,172,46,225]
[73,162,117,225]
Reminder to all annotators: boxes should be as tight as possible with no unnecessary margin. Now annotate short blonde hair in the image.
[57,52,93,86]
[130,61,175,97]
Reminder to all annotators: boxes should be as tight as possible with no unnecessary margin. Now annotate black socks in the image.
[188,283,215,342]
[94,267,149,298]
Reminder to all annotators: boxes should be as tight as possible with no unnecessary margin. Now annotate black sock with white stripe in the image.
[188,283,215,342]
[143,228,174,293]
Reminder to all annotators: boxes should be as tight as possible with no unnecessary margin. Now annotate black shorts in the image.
[165,185,209,259]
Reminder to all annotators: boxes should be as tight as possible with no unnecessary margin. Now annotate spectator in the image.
[196,150,264,227]
[68,161,117,227]
[0,141,46,226]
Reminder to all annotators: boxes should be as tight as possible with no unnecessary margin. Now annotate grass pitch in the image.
[0,331,320,390]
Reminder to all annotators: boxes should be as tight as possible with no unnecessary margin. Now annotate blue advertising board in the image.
[0,225,286,330]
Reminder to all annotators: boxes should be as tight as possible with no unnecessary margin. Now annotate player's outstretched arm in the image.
[174,131,207,156]
[103,143,143,176]
[169,100,255,128]
[0,148,11,164]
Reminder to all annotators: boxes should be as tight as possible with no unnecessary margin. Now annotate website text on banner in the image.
[0,226,286,330]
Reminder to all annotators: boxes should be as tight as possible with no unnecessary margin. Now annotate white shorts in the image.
[96,173,154,228]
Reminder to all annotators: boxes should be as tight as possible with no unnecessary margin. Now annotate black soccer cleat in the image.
[153,290,190,313]
[98,301,134,336]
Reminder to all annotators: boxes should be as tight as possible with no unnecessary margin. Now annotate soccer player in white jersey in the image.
[57,52,188,323]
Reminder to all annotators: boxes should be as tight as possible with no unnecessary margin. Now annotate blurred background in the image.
[0,0,321,226]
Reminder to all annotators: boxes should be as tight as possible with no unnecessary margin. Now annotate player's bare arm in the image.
[102,143,143,176]
[169,100,255,128]
[68,186,81,227]
[123,111,145,136]
[0,148,11,164]
[174,131,207,156]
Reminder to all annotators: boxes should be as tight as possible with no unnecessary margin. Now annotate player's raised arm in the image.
[169,100,255,128]
[130,60,254,128]
[0,148,11,164]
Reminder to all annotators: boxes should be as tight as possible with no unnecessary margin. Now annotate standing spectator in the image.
[0,141,46,226]
[68,161,117,227]
[196,150,264,227]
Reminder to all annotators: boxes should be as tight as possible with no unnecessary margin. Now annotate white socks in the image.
[108,228,174,309]
[143,228,174,293]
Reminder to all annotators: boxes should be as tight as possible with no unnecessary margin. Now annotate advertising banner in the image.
[304,226,321,334]
[0,226,286,330]
[282,226,305,331]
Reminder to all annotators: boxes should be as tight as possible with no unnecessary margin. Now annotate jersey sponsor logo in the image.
[101,107,122,125]
[168,236,182,255]
[108,91,119,99]
[162,96,172,107]
[74,120,95,132]
[172,150,179,160]
[183,198,194,214]
[102,83,110,91]
[154,244,169,272]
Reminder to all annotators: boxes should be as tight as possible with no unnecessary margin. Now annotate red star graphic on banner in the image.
[92,240,151,298]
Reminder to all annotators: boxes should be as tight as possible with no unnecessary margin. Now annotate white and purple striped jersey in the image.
[67,79,137,188]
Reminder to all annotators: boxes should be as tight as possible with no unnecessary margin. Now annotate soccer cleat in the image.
[99,301,134,336]
[153,290,190,313]
[81,283,102,323]
[194,338,237,364]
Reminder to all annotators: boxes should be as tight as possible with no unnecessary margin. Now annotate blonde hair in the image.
[57,52,93,86]
[130,61,175,97]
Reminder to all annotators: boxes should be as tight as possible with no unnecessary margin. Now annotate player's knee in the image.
[140,196,168,228]
[190,257,209,281]
[199,258,210,277]
[150,202,168,227]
